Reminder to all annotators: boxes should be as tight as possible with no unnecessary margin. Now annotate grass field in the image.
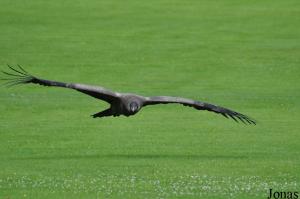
[0,0,299,198]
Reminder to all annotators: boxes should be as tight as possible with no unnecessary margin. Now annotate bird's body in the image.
[2,65,256,124]
[100,94,145,117]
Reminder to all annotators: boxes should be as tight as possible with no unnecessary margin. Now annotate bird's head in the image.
[129,101,140,114]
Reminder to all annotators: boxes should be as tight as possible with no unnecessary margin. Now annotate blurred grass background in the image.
[0,0,299,198]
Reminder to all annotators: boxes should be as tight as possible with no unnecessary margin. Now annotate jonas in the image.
[268,189,299,199]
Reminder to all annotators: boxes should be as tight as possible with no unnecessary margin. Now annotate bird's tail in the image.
[91,108,113,118]
[1,64,35,87]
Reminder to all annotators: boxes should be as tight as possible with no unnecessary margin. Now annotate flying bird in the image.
[2,65,256,124]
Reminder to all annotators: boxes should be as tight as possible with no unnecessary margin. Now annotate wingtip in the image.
[17,64,29,74]
[241,116,257,125]
[1,65,34,87]
[6,64,28,76]
[228,114,239,123]
[225,111,256,125]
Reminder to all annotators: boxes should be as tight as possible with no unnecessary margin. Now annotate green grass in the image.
[0,0,299,198]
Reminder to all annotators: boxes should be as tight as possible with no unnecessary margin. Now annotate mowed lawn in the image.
[0,0,299,198]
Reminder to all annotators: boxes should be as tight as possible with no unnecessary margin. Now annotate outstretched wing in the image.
[1,65,121,103]
[143,96,256,125]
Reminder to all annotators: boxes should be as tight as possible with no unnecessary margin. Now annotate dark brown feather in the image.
[144,96,256,124]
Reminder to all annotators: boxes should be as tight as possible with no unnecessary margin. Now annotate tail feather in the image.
[91,108,113,118]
